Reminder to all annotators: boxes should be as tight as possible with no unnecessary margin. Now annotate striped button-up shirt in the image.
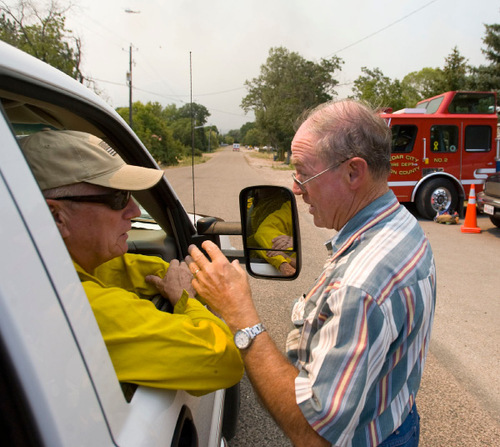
[286,191,436,446]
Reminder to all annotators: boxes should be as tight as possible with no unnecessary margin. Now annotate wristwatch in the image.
[234,323,266,350]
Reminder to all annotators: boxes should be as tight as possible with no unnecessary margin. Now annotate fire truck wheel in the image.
[416,178,458,220]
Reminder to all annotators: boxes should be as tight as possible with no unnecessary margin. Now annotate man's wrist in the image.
[234,323,266,350]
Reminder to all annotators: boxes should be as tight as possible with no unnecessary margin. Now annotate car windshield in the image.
[131,204,162,230]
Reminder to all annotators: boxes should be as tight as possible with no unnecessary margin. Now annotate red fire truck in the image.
[380,91,499,219]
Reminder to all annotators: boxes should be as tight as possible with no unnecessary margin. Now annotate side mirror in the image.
[239,185,301,279]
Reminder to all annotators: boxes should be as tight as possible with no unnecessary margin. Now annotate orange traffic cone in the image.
[461,184,481,233]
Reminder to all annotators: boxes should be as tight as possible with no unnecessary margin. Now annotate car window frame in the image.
[0,74,199,259]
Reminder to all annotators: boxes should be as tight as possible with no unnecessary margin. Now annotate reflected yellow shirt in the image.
[75,253,243,396]
[254,201,295,269]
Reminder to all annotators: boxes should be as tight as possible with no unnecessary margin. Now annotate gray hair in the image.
[42,183,94,199]
[298,100,392,180]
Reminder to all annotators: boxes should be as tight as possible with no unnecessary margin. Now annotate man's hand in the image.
[187,241,259,332]
[271,235,293,250]
[266,235,293,258]
[279,262,296,276]
[145,259,196,306]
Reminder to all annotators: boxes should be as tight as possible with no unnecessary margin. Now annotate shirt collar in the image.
[324,190,399,256]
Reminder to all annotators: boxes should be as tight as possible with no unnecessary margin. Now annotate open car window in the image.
[1,86,184,402]
[0,82,192,263]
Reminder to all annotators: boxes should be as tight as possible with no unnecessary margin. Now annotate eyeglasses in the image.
[53,190,132,210]
[292,158,349,192]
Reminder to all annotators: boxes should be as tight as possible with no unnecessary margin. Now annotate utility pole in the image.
[124,9,140,129]
[126,44,133,129]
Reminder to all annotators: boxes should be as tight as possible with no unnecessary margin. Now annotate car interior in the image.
[0,83,203,401]
[0,85,189,264]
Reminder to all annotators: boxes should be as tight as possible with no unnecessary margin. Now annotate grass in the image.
[247,150,294,170]
[248,151,274,160]
[175,154,208,167]
[272,162,294,171]
[164,148,220,168]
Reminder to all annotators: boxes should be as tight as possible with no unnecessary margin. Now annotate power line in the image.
[92,76,246,103]
[90,77,248,117]
[194,86,247,96]
[92,78,125,87]
[325,0,439,57]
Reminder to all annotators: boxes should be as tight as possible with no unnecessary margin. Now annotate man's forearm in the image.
[241,333,330,447]
[184,241,329,445]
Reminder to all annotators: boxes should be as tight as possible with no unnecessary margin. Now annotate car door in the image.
[0,42,227,447]
[0,115,116,446]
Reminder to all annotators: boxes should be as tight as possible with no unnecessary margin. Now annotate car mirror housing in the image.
[239,185,301,279]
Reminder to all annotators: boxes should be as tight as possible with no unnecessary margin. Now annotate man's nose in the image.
[124,197,141,219]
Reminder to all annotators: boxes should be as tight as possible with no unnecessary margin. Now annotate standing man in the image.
[186,100,436,446]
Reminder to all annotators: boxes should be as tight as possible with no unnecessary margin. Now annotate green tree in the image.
[226,129,241,143]
[468,24,500,93]
[242,46,343,161]
[161,102,214,152]
[173,103,212,151]
[176,103,211,126]
[239,121,255,143]
[442,46,469,91]
[482,23,500,65]
[467,64,500,93]
[0,0,83,81]
[242,128,262,147]
[351,67,406,111]
[169,117,191,149]
[117,101,185,165]
[193,125,219,152]
[205,127,219,152]
[162,103,181,122]
[401,67,445,105]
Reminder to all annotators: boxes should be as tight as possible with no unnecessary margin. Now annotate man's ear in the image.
[345,157,369,189]
[45,199,71,238]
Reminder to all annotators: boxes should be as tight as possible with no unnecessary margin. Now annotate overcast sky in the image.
[67,0,500,133]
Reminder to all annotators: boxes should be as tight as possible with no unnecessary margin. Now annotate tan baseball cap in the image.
[19,129,163,191]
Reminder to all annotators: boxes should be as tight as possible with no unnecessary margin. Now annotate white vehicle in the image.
[0,42,300,446]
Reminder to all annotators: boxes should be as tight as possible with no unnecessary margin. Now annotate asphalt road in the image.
[165,147,500,446]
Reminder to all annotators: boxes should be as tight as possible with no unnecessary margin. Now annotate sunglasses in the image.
[292,158,349,192]
[53,190,132,210]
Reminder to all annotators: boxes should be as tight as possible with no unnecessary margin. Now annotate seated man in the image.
[20,129,243,395]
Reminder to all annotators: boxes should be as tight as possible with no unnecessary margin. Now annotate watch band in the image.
[245,323,266,339]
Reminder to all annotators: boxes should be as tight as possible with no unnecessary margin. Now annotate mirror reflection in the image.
[240,186,300,279]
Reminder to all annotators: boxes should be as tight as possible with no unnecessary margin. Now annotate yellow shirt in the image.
[254,201,295,270]
[75,253,243,396]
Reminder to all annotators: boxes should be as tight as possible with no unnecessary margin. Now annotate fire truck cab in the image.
[381,91,499,219]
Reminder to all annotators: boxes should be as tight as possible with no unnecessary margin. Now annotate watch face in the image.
[235,330,251,349]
